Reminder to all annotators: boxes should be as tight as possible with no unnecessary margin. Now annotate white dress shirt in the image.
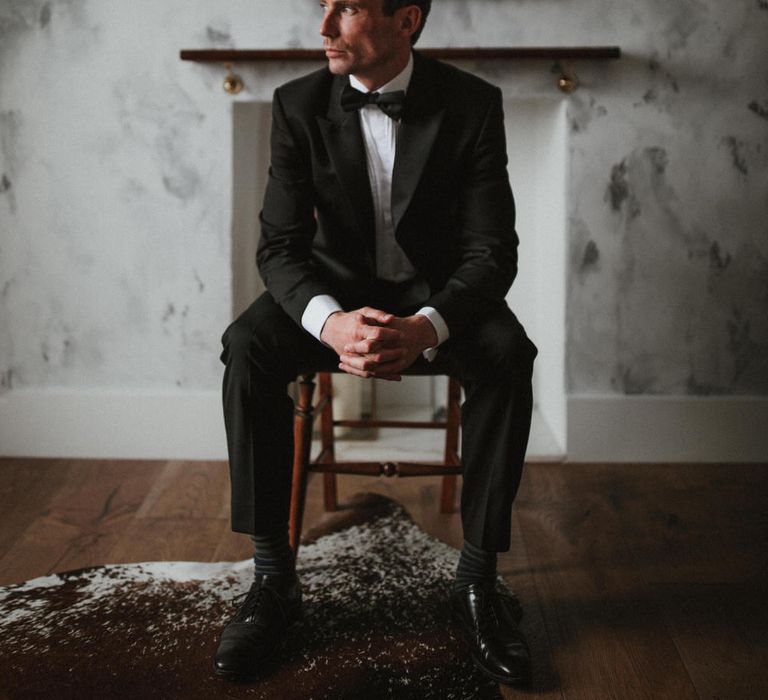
[301,53,449,360]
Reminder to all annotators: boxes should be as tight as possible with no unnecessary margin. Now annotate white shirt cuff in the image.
[302,294,343,342]
[415,306,450,362]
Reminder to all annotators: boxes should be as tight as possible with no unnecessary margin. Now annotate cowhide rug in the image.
[0,493,513,699]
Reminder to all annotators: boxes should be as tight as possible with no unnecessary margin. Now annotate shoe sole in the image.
[214,660,271,682]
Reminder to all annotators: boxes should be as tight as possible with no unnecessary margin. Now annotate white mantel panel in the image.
[506,99,568,455]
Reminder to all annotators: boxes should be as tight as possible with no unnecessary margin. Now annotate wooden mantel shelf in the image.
[180,47,621,62]
[180,47,620,93]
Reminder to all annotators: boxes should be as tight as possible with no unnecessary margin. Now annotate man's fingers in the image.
[339,354,370,371]
[338,362,401,381]
[363,326,403,344]
[359,307,394,325]
[369,326,402,341]
[339,353,398,372]
[342,344,404,362]
[338,362,374,379]
[352,324,403,346]
[335,307,417,379]
[339,352,410,379]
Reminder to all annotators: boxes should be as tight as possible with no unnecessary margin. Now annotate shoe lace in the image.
[230,583,268,624]
[475,587,501,632]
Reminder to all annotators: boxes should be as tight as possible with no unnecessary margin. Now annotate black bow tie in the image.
[340,84,406,120]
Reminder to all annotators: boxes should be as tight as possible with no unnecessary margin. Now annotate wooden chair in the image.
[288,372,463,552]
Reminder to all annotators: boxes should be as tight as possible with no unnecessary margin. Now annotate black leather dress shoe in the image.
[450,583,531,687]
[214,573,302,679]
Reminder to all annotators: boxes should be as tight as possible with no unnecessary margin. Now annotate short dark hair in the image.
[382,0,431,45]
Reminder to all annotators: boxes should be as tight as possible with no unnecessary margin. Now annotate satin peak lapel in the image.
[391,63,445,232]
[316,76,375,249]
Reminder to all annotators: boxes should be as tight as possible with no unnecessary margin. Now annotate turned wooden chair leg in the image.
[440,377,462,513]
[289,374,317,553]
[319,372,338,512]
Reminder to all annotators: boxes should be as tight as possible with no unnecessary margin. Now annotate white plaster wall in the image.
[1,1,767,459]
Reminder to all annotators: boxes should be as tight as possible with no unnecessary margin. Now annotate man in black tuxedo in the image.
[215,0,537,687]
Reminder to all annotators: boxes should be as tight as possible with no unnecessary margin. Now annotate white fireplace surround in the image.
[231,97,568,461]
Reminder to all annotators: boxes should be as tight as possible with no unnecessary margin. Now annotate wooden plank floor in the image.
[0,458,766,698]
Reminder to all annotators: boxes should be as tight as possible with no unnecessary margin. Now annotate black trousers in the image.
[220,291,537,552]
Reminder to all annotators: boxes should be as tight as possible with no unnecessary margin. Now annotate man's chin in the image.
[326,55,353,76]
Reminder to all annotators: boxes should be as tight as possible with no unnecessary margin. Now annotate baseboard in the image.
[567,395,768,463]
[0,389,562,462]
[0,388,227,460]
[2,389,766,463]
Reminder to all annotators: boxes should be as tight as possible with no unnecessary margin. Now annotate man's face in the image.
[319,0,409,88]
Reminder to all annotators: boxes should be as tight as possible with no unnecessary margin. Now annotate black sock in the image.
[453,539,497,592]
[250,529,295,578]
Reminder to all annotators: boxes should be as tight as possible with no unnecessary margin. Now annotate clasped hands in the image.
[320,307,438,381]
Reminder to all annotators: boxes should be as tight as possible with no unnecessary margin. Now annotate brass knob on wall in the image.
[557,69,579,93]
[223,63,244,94]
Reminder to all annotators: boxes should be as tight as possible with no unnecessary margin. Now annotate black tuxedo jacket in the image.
[256,50,518,338]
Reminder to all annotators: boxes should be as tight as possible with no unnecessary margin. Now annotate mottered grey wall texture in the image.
[1,0,766,396]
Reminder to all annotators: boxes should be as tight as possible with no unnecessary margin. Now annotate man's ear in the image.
[397,5,422,40]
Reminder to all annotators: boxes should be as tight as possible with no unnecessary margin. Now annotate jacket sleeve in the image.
[424,87,519,336]
[256,88,336,327]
